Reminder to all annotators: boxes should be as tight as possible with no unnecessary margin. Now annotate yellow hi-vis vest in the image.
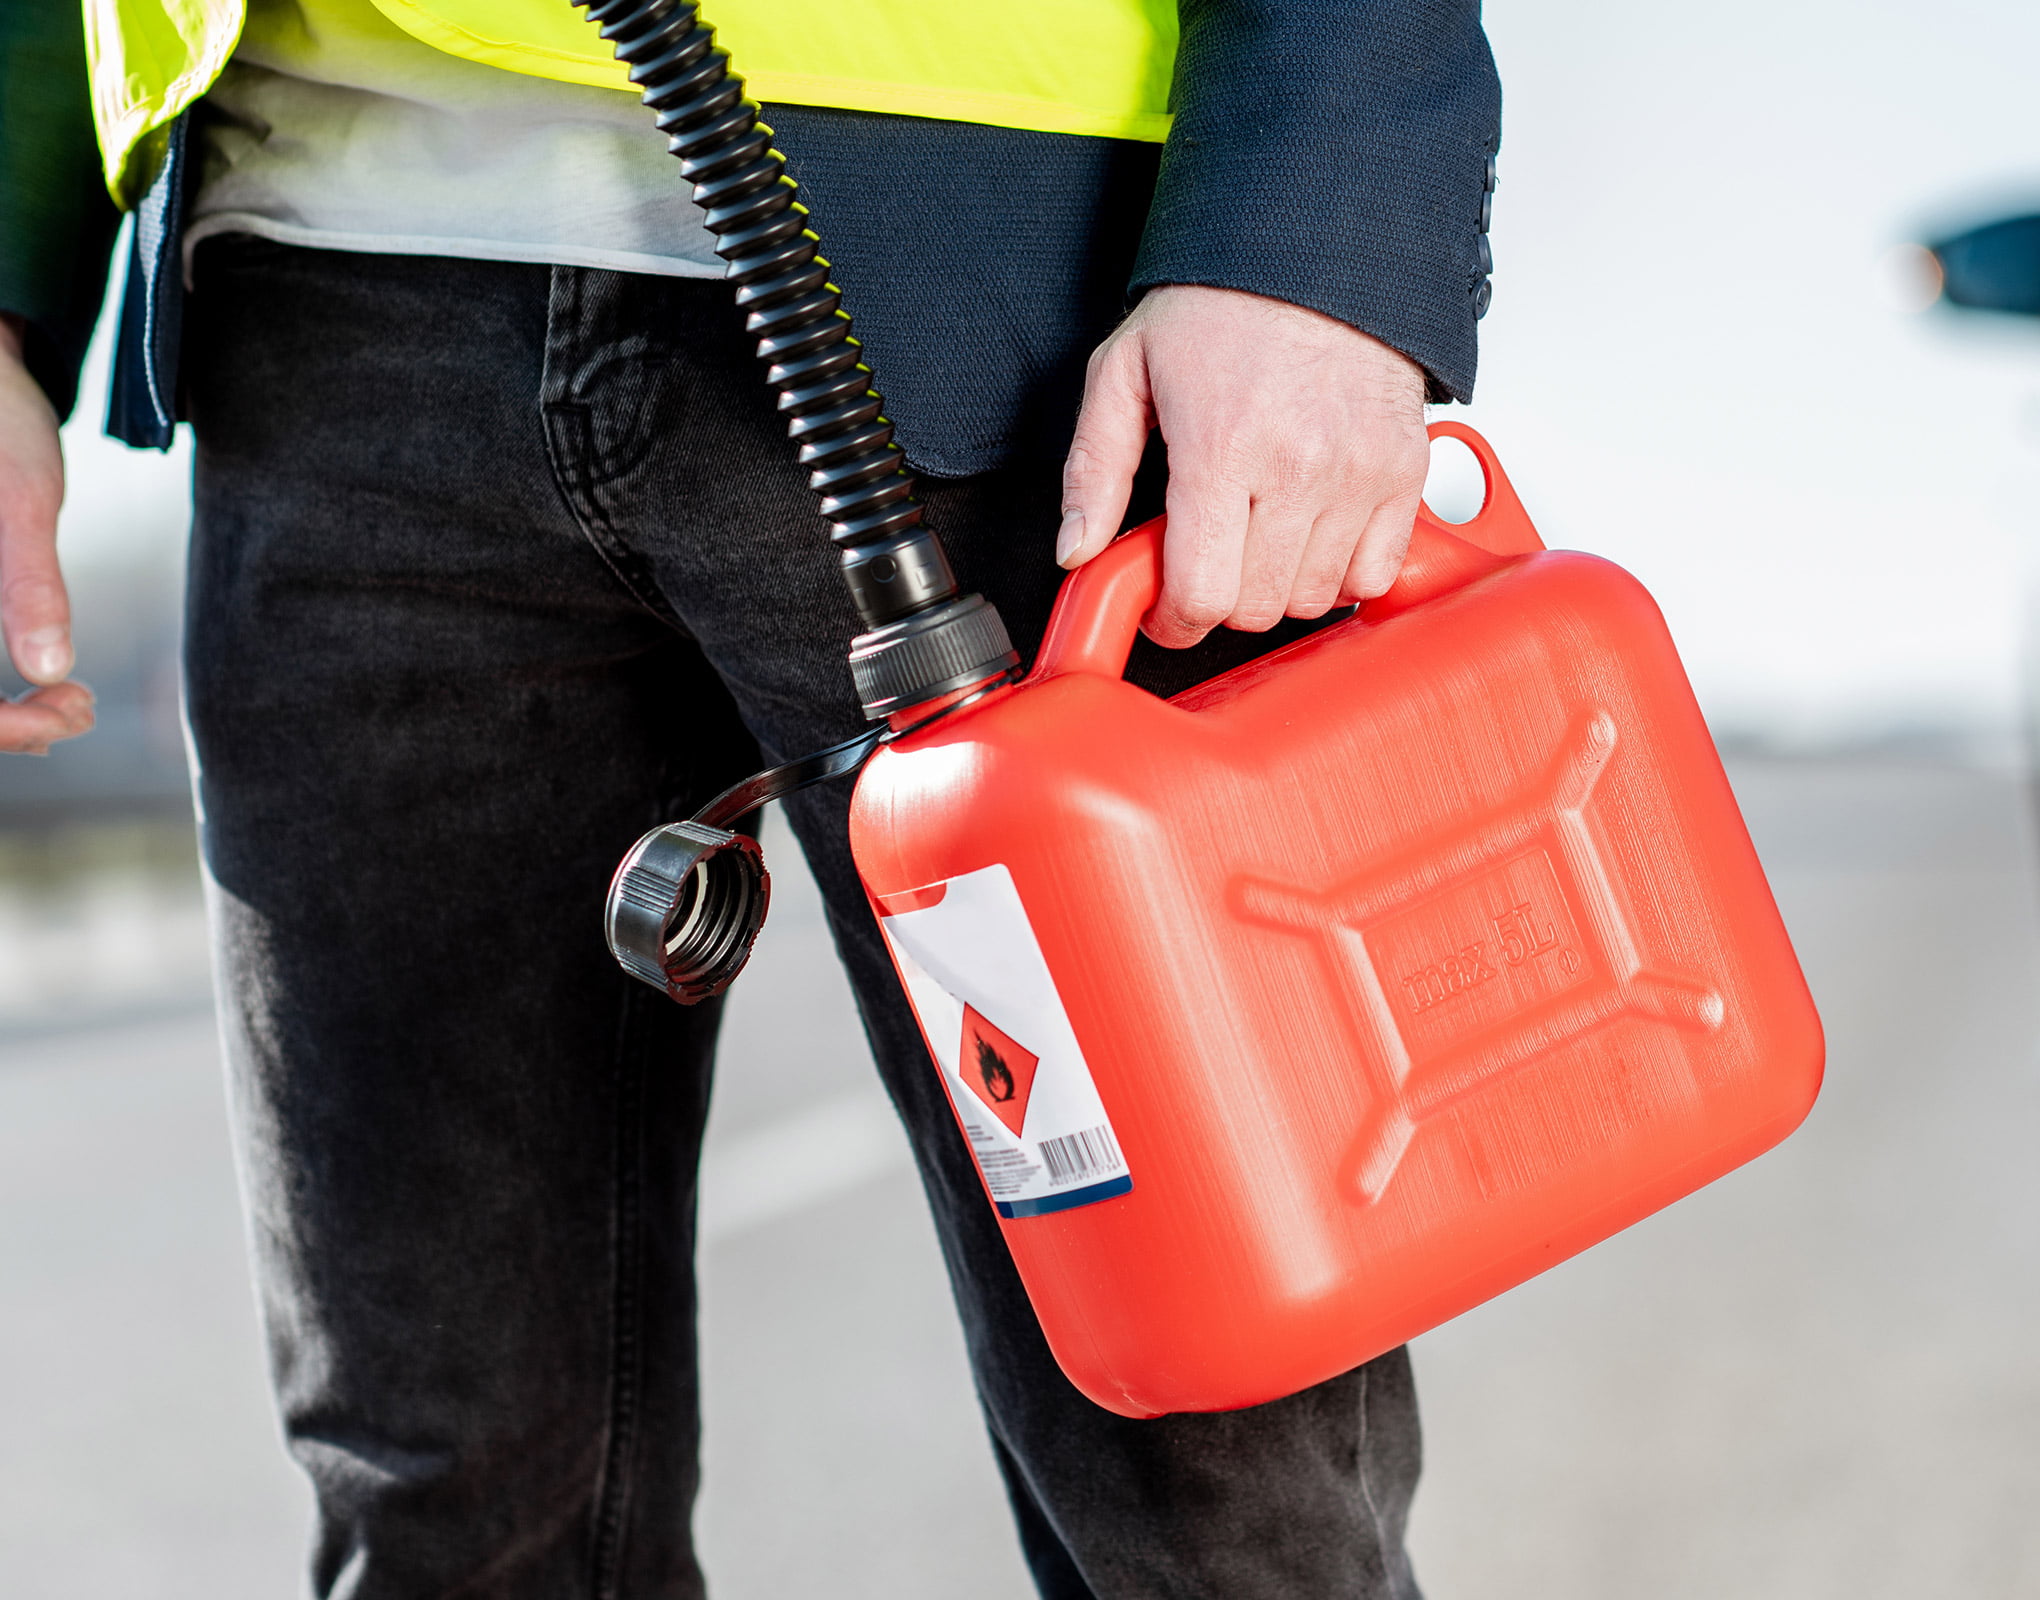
[84,0,1179,208]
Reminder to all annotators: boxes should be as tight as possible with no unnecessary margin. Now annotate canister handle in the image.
[1418,420,1543,557]
[1030,422,1544,684]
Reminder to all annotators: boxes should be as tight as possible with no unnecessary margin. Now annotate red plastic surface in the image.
[849,423,1823,1417]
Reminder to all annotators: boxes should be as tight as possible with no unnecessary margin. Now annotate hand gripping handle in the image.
[1028,422,1544,685]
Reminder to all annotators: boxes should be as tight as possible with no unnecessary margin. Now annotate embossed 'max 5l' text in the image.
[1402,900,1570,1013]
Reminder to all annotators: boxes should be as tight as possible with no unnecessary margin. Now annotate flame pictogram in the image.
[959,1005,1039,1135]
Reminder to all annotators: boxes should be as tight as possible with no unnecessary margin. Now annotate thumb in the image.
[0,331,71,686]
[0,501,72,685]
[1057,335,1152,569]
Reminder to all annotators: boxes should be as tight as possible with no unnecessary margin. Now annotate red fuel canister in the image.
[849,423,1823,1418]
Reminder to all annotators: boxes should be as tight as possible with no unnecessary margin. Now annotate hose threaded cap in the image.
[606,821,769,1004]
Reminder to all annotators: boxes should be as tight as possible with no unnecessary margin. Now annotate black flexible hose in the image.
[575,0,1018,718]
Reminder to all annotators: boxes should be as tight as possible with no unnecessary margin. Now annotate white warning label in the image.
[876,864,1132,1218]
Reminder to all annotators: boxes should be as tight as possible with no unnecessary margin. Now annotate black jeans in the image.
[181,238,1423,1600]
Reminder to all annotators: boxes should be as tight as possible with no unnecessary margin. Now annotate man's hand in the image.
[1058,285,1430,649]
[0,315,92,754]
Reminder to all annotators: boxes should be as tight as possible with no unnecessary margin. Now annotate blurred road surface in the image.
[1,756,2035,1599]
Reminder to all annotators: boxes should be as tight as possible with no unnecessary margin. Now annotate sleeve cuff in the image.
[1130,0,1501,404]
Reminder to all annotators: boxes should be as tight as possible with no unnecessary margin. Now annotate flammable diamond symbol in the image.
[959,1005,1039,1136]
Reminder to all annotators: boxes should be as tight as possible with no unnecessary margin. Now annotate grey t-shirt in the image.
[186,0,724,280]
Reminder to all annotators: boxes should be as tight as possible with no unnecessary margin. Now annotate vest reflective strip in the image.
[85,0,1176,209]
[369,0,1177,143]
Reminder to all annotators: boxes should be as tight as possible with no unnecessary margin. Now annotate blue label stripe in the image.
[996,1174,1132,1219]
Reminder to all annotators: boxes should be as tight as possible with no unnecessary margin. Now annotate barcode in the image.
[1038,1124,1123,1187]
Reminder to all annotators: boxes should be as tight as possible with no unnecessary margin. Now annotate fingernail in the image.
[19,627,71,685]
[1055,509,1086,567]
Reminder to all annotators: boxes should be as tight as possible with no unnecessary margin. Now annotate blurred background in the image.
[5,1,2040,1594]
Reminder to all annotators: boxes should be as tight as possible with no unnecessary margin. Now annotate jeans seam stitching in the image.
[1353,1360,1401,1596]
[586,351,675,485]
[538,262,689,637]
[541,400,691,635]
[590,986,650,1598]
